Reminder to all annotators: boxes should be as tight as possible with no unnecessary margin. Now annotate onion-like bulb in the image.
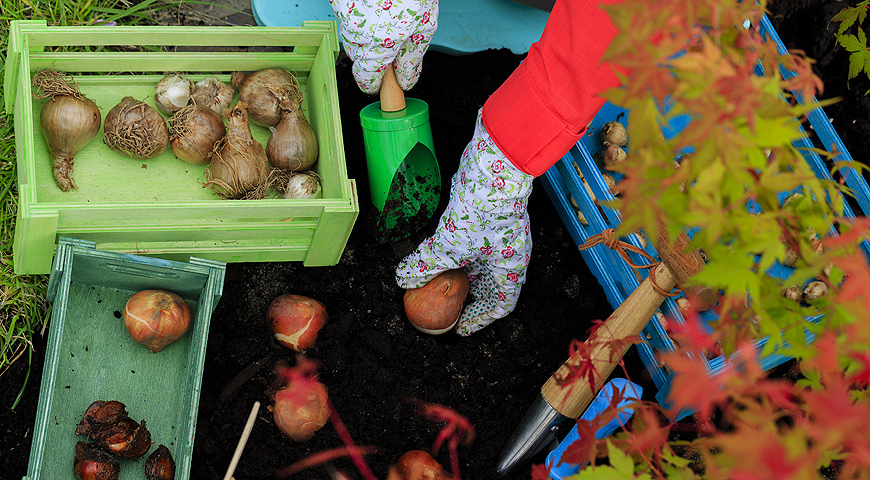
[168,104,226,164]
[144,445,176,480]
[104,97,170,159]
[122,289,192,353]
[266,84,319,171]
[273,379,330,443]
[231,67,298,127]
[190,76,235,115]
[205,101,270,199]
[32,70,101,192]
[154,74,193,115]
[74,441,120,480]
[282,171,322,199]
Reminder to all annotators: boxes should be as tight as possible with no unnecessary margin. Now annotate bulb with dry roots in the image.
[266,82,319,172]
[190,76,235,114]
[103,96,169,160]
[168,104,226,164]
[32,70,101,192]
[231,67,299,127]
[205,101,270,199]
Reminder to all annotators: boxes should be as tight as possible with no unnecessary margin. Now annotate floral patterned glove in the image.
[329,0,438,93]
[396,109,535,336]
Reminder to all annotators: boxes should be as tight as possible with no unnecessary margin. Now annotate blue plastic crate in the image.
[539,13,870,418]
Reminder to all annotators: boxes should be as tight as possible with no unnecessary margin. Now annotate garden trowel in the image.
[360,64,440,243]
[496,226,705,475]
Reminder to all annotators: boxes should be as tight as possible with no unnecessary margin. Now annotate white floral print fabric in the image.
[396,109,535,336]
[329,0,438,93]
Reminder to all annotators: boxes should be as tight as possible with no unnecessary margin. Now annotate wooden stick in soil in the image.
[223,401,261,480]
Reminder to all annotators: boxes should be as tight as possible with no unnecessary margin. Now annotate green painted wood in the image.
[304,184,360,266]
[19,22,333,47]
[24,239,225,480]
[10,20,358,274]
[12,186,59,276]
[4,22,21,113]
[28,52,317,74]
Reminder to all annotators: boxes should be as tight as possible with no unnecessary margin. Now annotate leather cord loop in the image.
[578,228,681,297]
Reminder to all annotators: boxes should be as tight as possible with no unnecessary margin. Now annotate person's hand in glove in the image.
[329,0,438,93]
[396,0,625,335]
[396,110,535,336]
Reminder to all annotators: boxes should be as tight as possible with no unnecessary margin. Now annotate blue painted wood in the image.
[539,13,870,419]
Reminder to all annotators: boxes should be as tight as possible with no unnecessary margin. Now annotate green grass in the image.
[0,0,191,409]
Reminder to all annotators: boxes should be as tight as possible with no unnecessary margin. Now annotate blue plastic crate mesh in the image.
[540,14,870,417]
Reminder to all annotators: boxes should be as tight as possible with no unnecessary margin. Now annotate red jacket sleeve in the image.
[482,0,624,177]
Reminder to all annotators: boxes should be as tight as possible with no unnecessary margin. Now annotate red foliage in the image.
[407,398,475,480]
[560,415,605,468]
[275,355,321,406]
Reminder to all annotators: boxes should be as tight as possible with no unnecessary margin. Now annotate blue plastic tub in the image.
[251,0,550,55]
[539,14,870,417]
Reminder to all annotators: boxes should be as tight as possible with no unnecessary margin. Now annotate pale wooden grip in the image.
[379,64,406,112]
[541,262,677,418]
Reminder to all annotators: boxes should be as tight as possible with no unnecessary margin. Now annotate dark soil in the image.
[3,1,870,479]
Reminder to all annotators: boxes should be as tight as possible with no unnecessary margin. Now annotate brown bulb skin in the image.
[74,441,120,480]
[404,270,469,335]
[75,400,152,459]
[145,444,176,480]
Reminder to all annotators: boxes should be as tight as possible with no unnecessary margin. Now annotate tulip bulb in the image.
[122,289,192,353]
[145,445,176,480]
[74,441,120,480]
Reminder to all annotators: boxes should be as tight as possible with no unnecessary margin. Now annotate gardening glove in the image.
[396,109,535,336]
[329,0,438,94]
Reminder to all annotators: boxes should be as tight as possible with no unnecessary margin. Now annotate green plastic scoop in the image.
[360,65,440,243]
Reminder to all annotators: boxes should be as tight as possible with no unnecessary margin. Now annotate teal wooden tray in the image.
[23,238,225,480]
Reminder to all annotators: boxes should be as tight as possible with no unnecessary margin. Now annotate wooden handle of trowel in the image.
[541,226,706,418]
[380,63,406,112]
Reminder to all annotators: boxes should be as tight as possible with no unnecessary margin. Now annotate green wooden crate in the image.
[6,20,359,275]
[23,237,225,480]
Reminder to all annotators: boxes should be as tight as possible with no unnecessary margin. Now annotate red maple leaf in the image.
[559,416,605,468]
[406,398,475,480]
[530,462,552,480]
[275,355,321,405]
[848,351,870,386]
[624,406,669,456]
[555,338,604,395]
[663,351,732,421]
[800,373,868,446]
[668,311,718,353]
[800,332,840,378]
